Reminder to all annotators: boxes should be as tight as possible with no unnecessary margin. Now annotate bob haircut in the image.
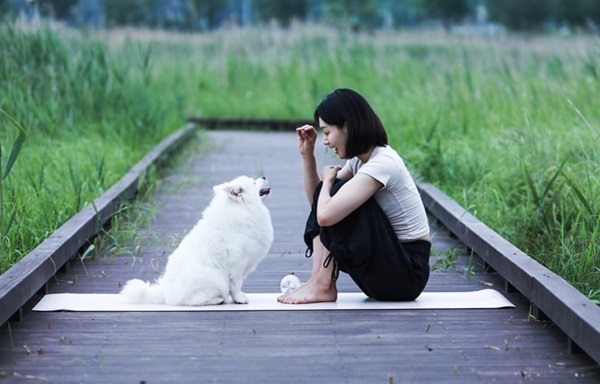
[314,88,388,159]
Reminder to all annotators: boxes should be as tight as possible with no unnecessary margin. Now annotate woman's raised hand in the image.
[296,125,318,158]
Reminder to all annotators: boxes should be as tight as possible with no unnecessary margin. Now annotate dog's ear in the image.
[222,185,243,199]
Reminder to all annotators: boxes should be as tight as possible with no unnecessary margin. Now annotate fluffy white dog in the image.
[120,176,273,306]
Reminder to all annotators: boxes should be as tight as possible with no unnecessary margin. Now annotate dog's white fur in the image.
[120,176,273,306]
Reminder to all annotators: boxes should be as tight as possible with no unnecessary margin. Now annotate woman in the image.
[278,88,431,304]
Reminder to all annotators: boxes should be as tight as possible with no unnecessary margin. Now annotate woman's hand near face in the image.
[297,124,321,204]
[296,125,318,158]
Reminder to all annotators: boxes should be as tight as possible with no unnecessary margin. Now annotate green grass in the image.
[1,22,598,301]
[0,23,183,273]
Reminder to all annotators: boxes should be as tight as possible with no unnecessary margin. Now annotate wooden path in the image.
[1,130,599,383]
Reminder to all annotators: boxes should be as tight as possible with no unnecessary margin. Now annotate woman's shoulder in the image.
[377,144,400,155]
[371,145,404,165]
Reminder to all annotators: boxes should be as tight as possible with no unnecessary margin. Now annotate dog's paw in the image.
[232,292,249,304]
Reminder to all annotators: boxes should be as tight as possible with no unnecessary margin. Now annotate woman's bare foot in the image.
[278,236,337,304]
[277,279,337,304]
[277,277,311,302]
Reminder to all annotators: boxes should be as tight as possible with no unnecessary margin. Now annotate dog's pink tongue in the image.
[259,187,271,196]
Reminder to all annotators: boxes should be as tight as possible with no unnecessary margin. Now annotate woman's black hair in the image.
[314,88,388,159]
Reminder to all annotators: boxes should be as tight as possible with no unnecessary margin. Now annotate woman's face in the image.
[319,117,348,159]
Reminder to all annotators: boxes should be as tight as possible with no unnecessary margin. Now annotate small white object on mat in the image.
[280,274,302,294]
[33,289,513,312]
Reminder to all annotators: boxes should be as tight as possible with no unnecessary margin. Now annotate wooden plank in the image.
[418,181,600,365]
[0,124,197,327]
[532,272,600,361]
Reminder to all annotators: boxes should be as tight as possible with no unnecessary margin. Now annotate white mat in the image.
[33,289,513,312]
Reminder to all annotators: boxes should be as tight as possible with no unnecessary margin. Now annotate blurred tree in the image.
[190,0,222,30]
[254,0,308,26]
[485,0,553,31]
[0,0,8,17]
[101,0,162,26]
[322,0,379,31]
[412,0,470,30]
[554,0,600,29]
[39,0,79,20]
[373,0,419,29]
[555,0,586,28]
[581,0,600,26]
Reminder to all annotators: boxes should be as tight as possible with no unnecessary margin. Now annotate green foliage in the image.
[39,0,79,20]
[137,27,600,298]
[0,109,27,249]
[485,0,554,31]
[0,0,8,16]
[412,0,470,29]
[0,23,180,273]
[190,0,221,29]
[555,0,600,27]
[1,23,598,301]
[555,0,587,27]
[254,0,309,26]
[101,0,162,27]
[322,0,380,30]
[0,110,27,180]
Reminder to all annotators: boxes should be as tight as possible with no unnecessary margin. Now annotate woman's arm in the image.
[317,169,382,227]
[296,125,321,204]
[336,166,352,181]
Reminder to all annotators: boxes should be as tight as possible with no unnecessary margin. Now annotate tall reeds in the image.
[0,109,27,270]
[170,25,599,298]
[1,23,598,300]
[0,23,180,273]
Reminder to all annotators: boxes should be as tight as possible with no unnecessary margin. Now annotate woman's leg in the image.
[319,196,430,301]
[315,179,430,301]
[279,179,430,303]
[277,235,337,304]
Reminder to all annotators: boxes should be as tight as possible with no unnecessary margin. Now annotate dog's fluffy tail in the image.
[120,279,165,304]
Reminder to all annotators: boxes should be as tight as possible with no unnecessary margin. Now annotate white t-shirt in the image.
[344,145,430,241]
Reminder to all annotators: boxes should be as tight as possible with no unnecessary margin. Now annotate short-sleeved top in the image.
[344,145,430,241]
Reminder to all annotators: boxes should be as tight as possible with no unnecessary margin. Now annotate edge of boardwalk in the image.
[418,182,600,365]
[0,119,598,366]
[0,123,197,327]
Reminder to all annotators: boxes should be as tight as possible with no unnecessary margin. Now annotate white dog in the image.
[120,176,273,306]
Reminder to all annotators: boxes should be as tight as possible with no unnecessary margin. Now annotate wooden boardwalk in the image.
[1,130,599,383]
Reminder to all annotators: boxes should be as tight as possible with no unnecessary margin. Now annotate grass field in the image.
[1,22,598,301]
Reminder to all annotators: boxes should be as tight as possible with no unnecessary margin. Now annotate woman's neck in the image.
[357,146,376,164]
